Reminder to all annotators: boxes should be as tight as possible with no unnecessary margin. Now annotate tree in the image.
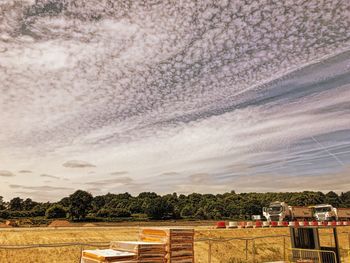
[181,204,194,218]
[46,204,67,219]
[8,197,23,211]
[22,198,37,211]
[325,191,341,207]
[144,197,173,220]
[67,190,93,220]
[340,191,350,207]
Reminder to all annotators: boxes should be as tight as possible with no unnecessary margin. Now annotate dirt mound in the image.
[48,220,73,227]
[0,222,12,228]
[83,223,96,227]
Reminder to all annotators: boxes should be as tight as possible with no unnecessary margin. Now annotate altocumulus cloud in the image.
[0,0,350,200]
[63,160,96,168]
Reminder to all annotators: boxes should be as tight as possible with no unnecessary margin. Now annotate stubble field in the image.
[0,224,349,263]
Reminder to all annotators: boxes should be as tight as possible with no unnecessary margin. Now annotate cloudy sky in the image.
[1,0,350,201]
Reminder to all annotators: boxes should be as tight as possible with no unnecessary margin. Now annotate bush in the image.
[0,210,9,219]
[46,204,67,219]
[109,208,131,218]
[96,208,131,218]
[96,208,109,218]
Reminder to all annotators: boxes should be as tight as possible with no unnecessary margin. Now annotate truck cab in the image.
[263,201,289,221]
[314,204,337,221]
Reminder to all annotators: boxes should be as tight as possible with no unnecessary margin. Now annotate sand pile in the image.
[48,220,73,227]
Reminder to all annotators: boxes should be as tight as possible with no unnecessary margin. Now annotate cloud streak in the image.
[0,171,15,177]
[62,160,96,168]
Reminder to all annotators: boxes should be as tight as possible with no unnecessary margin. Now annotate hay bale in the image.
[48,220,73,227]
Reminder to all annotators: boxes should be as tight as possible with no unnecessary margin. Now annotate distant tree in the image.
[31,203,50,217]
[67,190,93,220]
[194,208,206,220]
[181,204,194,218]
[144,197,173,220]
[340,191,350,207]
[0,196,6,210]
[22,198,37,211]
[96,208,110,218]
[46,204,67,219]
[325,191,341,207]
[0,210,9,219]
[109,208,131,218]
[59,197,70,207]
[91,195,107,213]
[8,197,23,211]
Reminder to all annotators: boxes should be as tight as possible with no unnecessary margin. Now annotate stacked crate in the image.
[81,249,136,263]
[139,228,194,263]
[110,241,166,263]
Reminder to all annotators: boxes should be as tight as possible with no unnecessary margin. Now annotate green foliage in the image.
[144,197,174,220]
[67,190,93,221]
[45,204,67,219]
[0,210,9,219]
[2,190,350,221]
[8,197,24,211]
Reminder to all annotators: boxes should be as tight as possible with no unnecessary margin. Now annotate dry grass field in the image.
[0,224,349,262]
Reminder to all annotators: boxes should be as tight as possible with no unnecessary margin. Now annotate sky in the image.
[0,0,350,201]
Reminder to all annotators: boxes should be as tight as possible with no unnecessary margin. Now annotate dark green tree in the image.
[46,204,67,219]
[67,190,93,220]
[8,197,23,210]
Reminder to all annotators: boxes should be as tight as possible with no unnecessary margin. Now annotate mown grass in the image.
[0,225,349,262]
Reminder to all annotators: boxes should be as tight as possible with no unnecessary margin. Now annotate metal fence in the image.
[194,230,350,263]
[0,230,349,262]
[291,248,338,263]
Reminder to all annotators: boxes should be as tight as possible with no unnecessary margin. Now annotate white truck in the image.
[263,201,313,222]
[314,204,350,221]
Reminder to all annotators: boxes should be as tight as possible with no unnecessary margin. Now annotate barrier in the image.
[291,248,338,263]
[328,221,337,226]
[289,221,295,227]
[254,221,262,228]
[228,221,238,228]
[216,221,226,228]
[270,221,278,227]
[262,221,270,227]
[238,221,246,228]
[245,221,253,228]
[310,221,318,226]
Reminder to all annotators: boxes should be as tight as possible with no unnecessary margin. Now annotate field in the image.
[0,223,349,262]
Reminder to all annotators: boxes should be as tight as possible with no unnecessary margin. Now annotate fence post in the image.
[245,239,248,261]
[208,239,212,263]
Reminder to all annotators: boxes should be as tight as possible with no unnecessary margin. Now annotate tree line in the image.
[0,190,350,221]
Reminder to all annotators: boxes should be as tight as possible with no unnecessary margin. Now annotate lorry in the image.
[263,201,313,222]
[314,204,350,221]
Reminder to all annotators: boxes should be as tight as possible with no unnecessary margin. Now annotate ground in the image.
[0,223,349,262]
